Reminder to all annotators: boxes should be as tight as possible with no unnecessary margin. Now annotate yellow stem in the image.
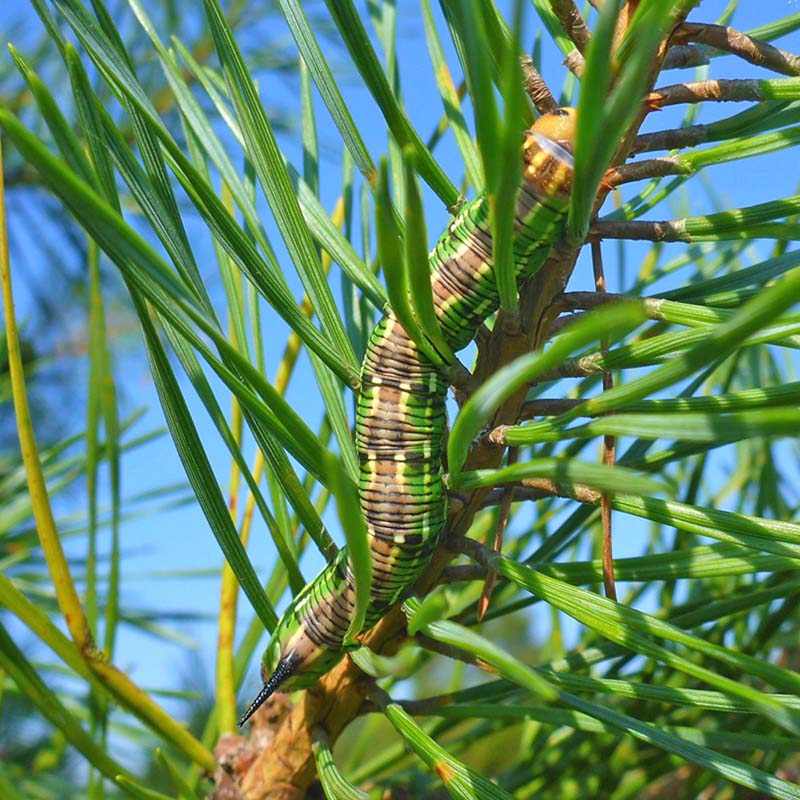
[216,297,245,732]
[0,138,215,772]
[1,141,95,653]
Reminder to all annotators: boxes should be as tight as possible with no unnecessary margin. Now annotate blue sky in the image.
[3,0,799,753]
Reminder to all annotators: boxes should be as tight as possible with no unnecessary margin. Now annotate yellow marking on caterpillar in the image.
[551,162,570,189]
[437,241,493,320]
[527,149,550,173]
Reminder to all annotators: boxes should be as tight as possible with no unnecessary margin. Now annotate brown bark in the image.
[662,44,709,70]
[520,55,558,114]
[549,0,591,53]
[646,78,768,109]
[603,156,688,188]
[674,22,800,77]
[633,123,714,154]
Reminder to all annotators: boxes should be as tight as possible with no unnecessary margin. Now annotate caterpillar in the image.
[239,107,576,726]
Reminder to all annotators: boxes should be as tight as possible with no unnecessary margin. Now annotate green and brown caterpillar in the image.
[239,108,576,725]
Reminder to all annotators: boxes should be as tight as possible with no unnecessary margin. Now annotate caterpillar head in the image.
[531,106,577,149]
[522,107,576,196]
[238,594,346,726]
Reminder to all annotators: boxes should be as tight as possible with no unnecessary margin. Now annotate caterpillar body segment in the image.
[239,108,576,726]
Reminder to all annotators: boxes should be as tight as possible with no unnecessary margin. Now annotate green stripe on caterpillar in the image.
[239,108,577,725]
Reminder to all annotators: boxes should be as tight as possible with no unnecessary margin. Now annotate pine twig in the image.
[590,218,691,242]
[476,447,518,621]
[415,633,490,671]
[440,564,488,583]
[519,397,584,418]
[520,56,558,114]
[674,22,800,77]
[645,78,775,109]
[549,0,591,53]
[479,485,554,507]
[591,240,617,602]
[564,49,586,78]
[603,156,689,188]
[632,123,715,154]
[662,44,710,70]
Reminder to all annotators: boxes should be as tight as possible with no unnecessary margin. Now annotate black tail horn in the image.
[238,657,295,726]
